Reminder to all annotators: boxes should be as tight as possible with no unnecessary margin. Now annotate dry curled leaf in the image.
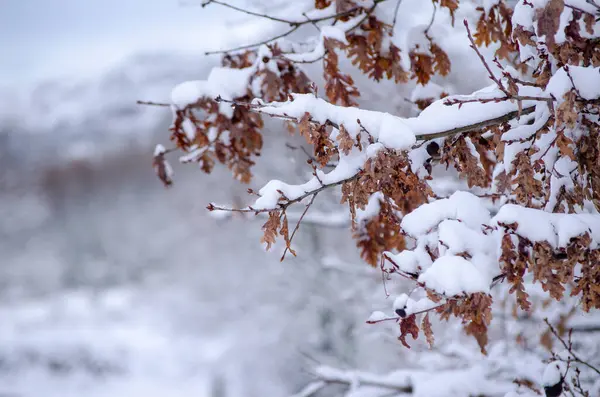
[398,314,419,348]
[536,0,564,52]
[422,313,435,348]
[153,150,173,187]
[261,211,281,251]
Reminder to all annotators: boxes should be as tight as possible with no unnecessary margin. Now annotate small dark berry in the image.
[395,308,406,318]
[553,252,568,260]
[544,382,562,397]
[426,141,440,157]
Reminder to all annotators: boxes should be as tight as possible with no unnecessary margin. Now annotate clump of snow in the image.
[542,361,565,387]
[493,205,600,249]
[384,250,420,274]
[171,67,253,116]
[393,294,410,311]
[378,114,416,148]
[284,26,348,63]
[418,256,490,296]
[258,94,417,150]
[482,0,501,13]
[437,219,491,256]
[410,82,445,102]
[356,192,383,224]
[546,66,600,101]
[154,144,166,156]
[367,311,387,322]
[401,191,490,238]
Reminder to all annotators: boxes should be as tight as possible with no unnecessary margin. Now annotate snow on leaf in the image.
[398,314,419,348]
[418,256,490,296]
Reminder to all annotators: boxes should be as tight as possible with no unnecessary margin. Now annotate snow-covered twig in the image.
[216,96,537,142]
[207,173,360,214]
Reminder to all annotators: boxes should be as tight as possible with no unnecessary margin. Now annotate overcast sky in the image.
[0,0,236,86]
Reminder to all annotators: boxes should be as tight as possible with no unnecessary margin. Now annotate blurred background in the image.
[0,1,407,396]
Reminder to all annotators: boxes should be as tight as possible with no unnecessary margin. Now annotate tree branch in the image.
[207,173,360,214]
[203,0,390,55]
[544,318,600,376]
[137,100,171,107]
[464,19,509,97]
[215,96,537,142]
[419,105,536,140]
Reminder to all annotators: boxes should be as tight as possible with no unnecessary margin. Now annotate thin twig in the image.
[565,3,597,15]
[366,303,446,324]
[463,20,554,111]
[586,0,600,10]
[207,173,360,214]
[391,0,404,32]
[202,0,296,24]
[303,11,321,32]
[203,0,390,55]
[281,192,318,261]
[137,100,171,107]
[282,52,326,64]
[285,143,337,169]
[464,19,509,96]
[563,65,583,98]
[424,2,437,38]
[444,95,552,106]
[544,318,600,376]
[205,25,301,55]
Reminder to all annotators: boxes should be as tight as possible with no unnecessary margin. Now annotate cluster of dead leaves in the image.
[499,222,600,313]
[342,149,433,266]
[165,48,313,185]
[354,198,405,267]
[395,291,492,353]
[396,312,436,349]
[473,2,520,64]
[324,38,361,106]
[260,210,296,258]
[346,149,433,215]
[171,98,263,183]
[409,42,452,85]
[346,17,410,84]
[297,112,339,166]
[442,135,495,188]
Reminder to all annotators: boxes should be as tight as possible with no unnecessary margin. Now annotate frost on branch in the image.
[143,0,600,393]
